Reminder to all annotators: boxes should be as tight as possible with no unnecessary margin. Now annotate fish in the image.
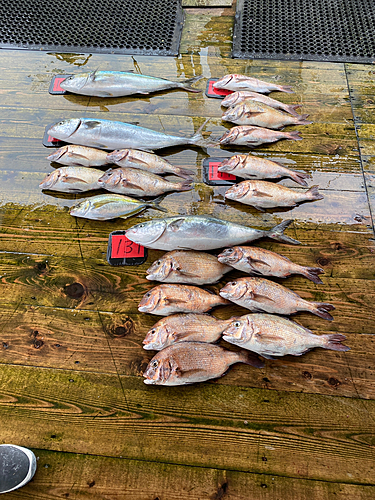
[222,313,349,358]
[142,313,234,350]
[60,71,203,97]
[146,250,232,285]
[125,216,300,251]
[143,342,264,386]
[222,101,312,129]
[69,193,167,220]
[218,154,310,186]
[98,167,192,197]
[225,181,324,210]
[219,277,335,320]
[47,118,209,152]
[219,126,302,147]
[217,246,324,284]
[221,91,302,117]
[39,166,103,193]
[106,149,193,180]
[47,145,111,167]
[213,74,294,93]
[138,284,230,316]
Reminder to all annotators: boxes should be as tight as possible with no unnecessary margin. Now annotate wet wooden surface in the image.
[1,5,375,500]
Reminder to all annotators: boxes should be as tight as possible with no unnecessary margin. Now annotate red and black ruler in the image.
[205,78,233,99]
[48,74,72,95]
[202,158,238,186]
[107,231,147,266]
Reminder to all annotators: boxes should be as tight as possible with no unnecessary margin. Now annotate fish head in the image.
[143,323,173,350]
[126,219,167,246]
[98,168,121,188]
[217,246,244,265]
[143,352,175,385]
[219,128,240,145]
[39,169,62,190]
[138,287,162,313]
[218,155,242,173]
[220,280,248,301]
[225,181,251,201]
[106,149,129,164]
[146,256,173,281]
[222,317,249,344]
[70,198,92,218]
[60,73,91,92]
[213,74,233,89]
[222,103,245,122]
[46,146,69,162]
[47,118,81,141]
[221,92,241,108]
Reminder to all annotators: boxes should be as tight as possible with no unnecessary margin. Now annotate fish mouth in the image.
[143,378,155,385]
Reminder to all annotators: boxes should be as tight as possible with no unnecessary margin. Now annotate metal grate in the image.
[233,0,375,63]
[0,0,184,56]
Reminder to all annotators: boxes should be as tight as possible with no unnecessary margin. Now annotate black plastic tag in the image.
[203,158,238,186]
[107,231,147,266]
[49,75,72,95]
[205,78,234,99]
[43,123,66,148]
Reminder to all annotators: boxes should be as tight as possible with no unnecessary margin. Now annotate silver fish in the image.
[70,193,167,220]
[60,71,203,97]
[106,149,193,180]
[219,126,302,147]
[143,342,264,386]
[47,145,110,167]
[222,314,349,358]
[213,74,294,93]
[47,118,209,152]
[221,91,302,117]
[98,167,191,197]
[125,216,300,251]
[39,166,103,193]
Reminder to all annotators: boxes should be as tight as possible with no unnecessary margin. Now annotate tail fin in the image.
[267,219,301,245]
[322,334,350,352]
[296,114,313,125]
[147,194,168,213]
[306,185,324,201]
[175,180,193,192]
[279,85,294,93]
[189,118,212,149]
[174,166,194,180]
[285,104,302,117]
[179,75,203,93]
[238,350,265,369]
[289,169,311,187]
[286,131,303,141]
[301,266,324,284]
[311,302,335,321]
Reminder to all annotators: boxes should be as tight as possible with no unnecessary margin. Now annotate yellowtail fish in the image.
[225,180,323,210]
[138,284,230,315]
[219,126,302,147]
[213,74,294,93]
[218,154,310,186]
[39,166,103,193]
[125,216,300,251]
[219,277,335,320]
[98,167,191,197]
[221,91,302,117]
[106,149,193,179]
[222,100,312,129]
[143,342,264,385]
[60,71,203,97]
[143,313,234,350]
[47,145,111,167]
[222,313,349,358]
[146,250,232,285]
[217,246,324,284]
[70,193,167,220]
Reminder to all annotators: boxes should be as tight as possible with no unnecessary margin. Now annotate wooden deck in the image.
[1,5,375,499]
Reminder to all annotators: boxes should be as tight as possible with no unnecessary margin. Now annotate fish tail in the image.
[237,350,265,369]
[289,169,311,186]
[305,185,324,201]
[179,75,204,93]
[296,114,313,125]
[174,167,194,180]
[301,266,324,284]
[322,334,350,352]
[189,118,212,149]
[278,85,294,93]
[286,104,302,116]
[267,219,301,245]
[147,194,168,213]
[311,302,335,321]
[176,180,193,192]
[286,130,303,141]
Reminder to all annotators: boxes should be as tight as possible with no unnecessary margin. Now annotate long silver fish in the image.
[39,166,103,193]
[47,145,111,167]
[222,314,349,358]
[60,71,203,97]
[213,74,294,93]
[221,91,302,117]
[125,216,300,251]
[106,149,193,179]
[219,126,302,147]
[70,193,167,220]
[47,118,209,152]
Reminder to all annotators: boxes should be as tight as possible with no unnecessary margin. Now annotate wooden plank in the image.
[1,364,375,484]
[6,448,374,500]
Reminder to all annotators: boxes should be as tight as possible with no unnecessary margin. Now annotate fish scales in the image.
[47,145,111,167]
[221,91,302,117]
[219,126,302,147]
[39,166,103,193]
[213,74,294,94]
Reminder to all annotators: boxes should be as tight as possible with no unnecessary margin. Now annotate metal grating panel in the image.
[233,0,375,63]
[0,0,184,56]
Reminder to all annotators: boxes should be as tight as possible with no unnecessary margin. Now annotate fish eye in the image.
[229,281,237,286]
[233,321,241,328]
[151,360,158,368]
[150,329,156,334]
[156,261,161,265]
[145,292,150,297]
[226,248,234,253]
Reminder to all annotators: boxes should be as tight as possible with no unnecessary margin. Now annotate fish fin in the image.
[238,350,265,369]
[246,257,271,269]
[168,218,185,232]
[286,130,303,141]
[267,219,301,245]
[259,353,277,360]
[175,368,204,380]
[83,120,102,129]
[175,167,194,180]
[301,267,324,284]
[146,194,169,213]
[311,302,335,321]
[245,111,266,117]
[288,169,311,187]
[95,91,114,97]
[322,334,350,352]
[122,179,145,191]
[255,332,284,343]
[175,269,201,278]
[278,85,294,93]
[63,176,89,184]
[252,189,274,197]
[253,292,275,304]
[164,297,189,305]
[305,185,324,201]
[179,75,204,93]
[253,206,266,212]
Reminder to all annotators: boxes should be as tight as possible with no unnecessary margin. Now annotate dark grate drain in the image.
[0,0,184,56]
[233,0,375,63]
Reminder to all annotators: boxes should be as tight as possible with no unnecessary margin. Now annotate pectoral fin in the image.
[168,218,185,232]
[63,176,89,184]
[255,332,284,343]
[253,293,275,304]
[121,179,145,191]
[246,257,271,268]
[253,190,274,197]
[84,120,102,129]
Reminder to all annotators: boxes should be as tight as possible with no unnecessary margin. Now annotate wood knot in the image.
[317,257,329,267]
[87,481,95,488]
[64,282,85,299]
[330,241,343,251]
[328,377,341,388]
[30,330,44,349]
[211,482,228,499]
[109,317,135,338]
[35,261,49,274]
[2,342,8,350]
[302,371,312,380]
